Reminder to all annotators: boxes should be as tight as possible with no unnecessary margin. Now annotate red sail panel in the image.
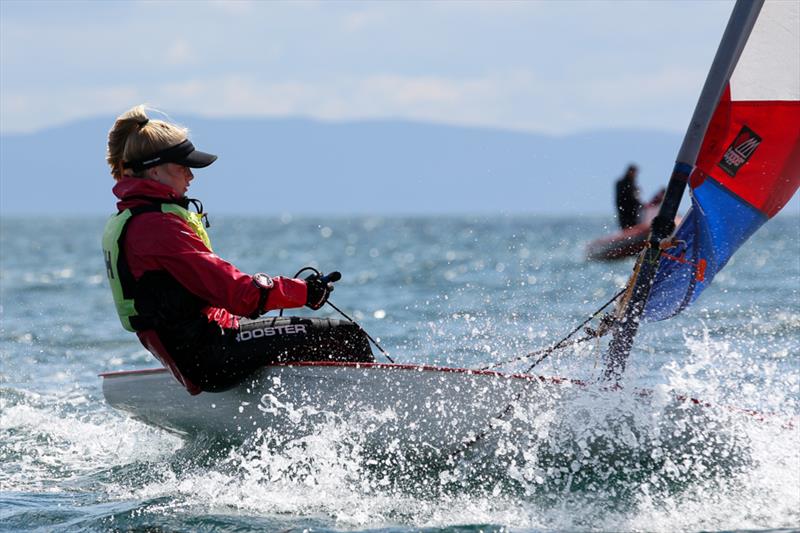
[694,86,800,218]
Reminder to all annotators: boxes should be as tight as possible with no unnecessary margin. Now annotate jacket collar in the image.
[113,177,183,212]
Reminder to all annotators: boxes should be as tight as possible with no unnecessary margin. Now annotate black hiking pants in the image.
[172,316,374,392]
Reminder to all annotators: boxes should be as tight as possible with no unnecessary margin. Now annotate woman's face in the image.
[148,163,194,197]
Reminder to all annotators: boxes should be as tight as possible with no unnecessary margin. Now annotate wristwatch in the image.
[252,272,274,290]
[251,273,274,317]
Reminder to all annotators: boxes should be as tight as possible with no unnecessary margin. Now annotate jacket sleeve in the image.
[126,213,307,317]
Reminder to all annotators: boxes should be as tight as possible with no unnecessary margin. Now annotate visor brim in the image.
[123,140,218,172]
[179,150,217,169]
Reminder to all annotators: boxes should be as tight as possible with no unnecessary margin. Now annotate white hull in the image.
[102,362,583,456]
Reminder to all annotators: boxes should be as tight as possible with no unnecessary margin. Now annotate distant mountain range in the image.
[1,116,687,216]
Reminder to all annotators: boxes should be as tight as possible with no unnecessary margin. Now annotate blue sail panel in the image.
[642,177,767,322]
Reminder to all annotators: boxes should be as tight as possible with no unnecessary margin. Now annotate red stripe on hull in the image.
[100,361,586,387]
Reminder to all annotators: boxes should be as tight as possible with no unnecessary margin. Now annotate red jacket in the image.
[114,178,308,329]
[113,178,308,394]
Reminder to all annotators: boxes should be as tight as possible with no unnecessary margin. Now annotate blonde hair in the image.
[106,105,189,180]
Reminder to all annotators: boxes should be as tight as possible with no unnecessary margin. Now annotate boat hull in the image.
[586,206,680,261]
[586,223,650,260]
[101,362,580,455]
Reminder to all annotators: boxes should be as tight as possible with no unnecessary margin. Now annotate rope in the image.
[448,287,626,461]
[282,266,394,363]
[480,287,625,372]
[282,266,624,371]
[325,300,394,363]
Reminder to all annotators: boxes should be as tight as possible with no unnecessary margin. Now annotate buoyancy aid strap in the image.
[111,205,163,331]
[117,204,162,300]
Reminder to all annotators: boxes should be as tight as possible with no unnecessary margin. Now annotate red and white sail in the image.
[644,0,799,321]
[695,0,800,216]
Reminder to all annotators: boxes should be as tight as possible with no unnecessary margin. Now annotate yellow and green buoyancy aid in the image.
[102,201,212,332]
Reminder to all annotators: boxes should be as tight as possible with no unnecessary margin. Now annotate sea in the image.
[1,214,798,532]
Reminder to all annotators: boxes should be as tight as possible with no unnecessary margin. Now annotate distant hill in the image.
[1,116,684,216]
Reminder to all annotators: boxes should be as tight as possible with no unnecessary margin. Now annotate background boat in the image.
[585,206,664,261]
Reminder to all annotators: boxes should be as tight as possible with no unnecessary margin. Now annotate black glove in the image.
[304,271,340,310]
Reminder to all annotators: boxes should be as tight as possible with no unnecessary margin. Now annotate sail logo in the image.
[718,125,761,176]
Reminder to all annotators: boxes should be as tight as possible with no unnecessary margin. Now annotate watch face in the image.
[253,273,274,290]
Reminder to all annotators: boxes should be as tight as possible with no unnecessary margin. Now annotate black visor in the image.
[123,140,217,172]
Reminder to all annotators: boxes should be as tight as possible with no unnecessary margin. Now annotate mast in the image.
[603,0,765,381]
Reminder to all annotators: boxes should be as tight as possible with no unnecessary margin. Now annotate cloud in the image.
[360,75,463,105]
[154,70,676,134]
[1,0,732,136]
[154,73,528,127]
[1,66,700,135]
[1,85,142,133]
[583,66,707,107]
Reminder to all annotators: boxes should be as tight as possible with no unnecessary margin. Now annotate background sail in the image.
[643,0,800,322]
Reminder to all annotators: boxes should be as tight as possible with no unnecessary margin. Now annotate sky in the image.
[0,0,735,136]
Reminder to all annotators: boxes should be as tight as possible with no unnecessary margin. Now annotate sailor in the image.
[102,105,372,395]
[615,164,644,229]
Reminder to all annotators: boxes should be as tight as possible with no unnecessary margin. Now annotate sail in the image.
[642,0,800,322]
